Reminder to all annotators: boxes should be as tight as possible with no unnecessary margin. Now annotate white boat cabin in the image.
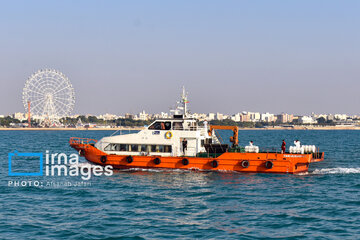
[94,87,219,157]
[95,117,218,157]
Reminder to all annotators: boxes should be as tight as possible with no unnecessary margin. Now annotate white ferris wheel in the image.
[22,69,75,126]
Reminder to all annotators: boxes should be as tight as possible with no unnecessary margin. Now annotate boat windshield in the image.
[148,121,172,130]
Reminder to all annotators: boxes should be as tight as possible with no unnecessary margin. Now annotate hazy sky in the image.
[0,0,359,116]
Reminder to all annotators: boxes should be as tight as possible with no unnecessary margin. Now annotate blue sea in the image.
[1,130,360,239]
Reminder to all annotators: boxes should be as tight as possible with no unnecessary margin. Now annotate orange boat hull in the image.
[70,139,324,174]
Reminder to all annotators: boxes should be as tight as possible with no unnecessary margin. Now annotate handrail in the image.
[111,130,121,136]
[69,137,98,145]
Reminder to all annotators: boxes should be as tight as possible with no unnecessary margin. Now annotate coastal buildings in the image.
[2,109,360,128]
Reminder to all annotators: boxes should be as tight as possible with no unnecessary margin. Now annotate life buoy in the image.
[126,156,133,163]
[100,156,107,164]
[182,158,189,166]
[78,149,85,157]
[210,160,218,168]
[241,160,249,168]
[265,161,273,169]
[154,158,161,165]
[165,131,173,139]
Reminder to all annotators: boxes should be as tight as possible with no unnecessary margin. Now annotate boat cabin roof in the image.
[147,118,199,131]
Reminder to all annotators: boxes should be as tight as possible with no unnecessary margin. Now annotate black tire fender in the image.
[126,156,133,163]
[210,160,218,168]
[154,158,161,165]
[241,160,249,168]
[78,149,85,157]
[265,161,273,169]
[182,158,189,166]
[100,156,107,164]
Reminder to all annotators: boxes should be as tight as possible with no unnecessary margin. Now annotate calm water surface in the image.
[1,130,359,239]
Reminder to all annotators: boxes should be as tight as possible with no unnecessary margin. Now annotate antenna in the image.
[170,87,190,118]
[182,86,189,117]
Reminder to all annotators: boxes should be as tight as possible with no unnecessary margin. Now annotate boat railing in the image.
[172,126,206,131]
[69,137,98,145]
[259,147,280,153]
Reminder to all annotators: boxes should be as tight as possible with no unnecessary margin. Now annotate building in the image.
[334,114,348,121]
[125,113,134,119]
[248,112,261,122]
[138,111,149,121]
[240,112,251,122]
[216,113,224,120]
[261,112,275,122]
[13,112,26,121]
[277,113,294,123]
[98,113,118,121]
[207,113,215,121]
[299,116,317,124]
[231,113,241,122]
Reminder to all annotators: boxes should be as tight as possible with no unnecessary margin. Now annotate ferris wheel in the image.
[22,69,75,126]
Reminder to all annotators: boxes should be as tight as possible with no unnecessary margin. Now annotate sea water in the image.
[1,130,359,239]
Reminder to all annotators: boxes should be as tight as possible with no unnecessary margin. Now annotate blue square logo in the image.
[8,150,43,176]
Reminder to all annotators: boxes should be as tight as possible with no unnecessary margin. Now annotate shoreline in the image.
[0,126,359,131]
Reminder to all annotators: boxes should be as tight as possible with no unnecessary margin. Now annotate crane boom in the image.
[209,125,239,146]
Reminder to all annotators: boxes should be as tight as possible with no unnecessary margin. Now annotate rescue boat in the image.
[69,88,324,174]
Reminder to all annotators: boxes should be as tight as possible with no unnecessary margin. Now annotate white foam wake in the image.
[118,168,192,173]
[311,168,360,175]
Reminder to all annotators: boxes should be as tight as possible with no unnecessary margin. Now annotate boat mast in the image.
[182,86,189,118]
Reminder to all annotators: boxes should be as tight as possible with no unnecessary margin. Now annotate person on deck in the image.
[182,138,188,155]
[249,141,254,146]
[281,140,286,153]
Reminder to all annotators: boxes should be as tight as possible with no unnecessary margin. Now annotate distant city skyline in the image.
[1,1,359,115]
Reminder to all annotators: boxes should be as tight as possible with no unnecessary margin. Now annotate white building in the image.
[299,116,317,124]
[334,114,348,121]
[13,112,26,121]
[232,113,241,122]
[98,113,118,121]
[248,112,261,122]
[138,111,149,121]
[207,113,215,121]
[216,113,224,120]
[261,112,275,122]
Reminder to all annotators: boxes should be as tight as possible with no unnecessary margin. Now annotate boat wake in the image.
[117,168,200,173]
[70,162,95,168]
[117,167,360,176]
[311,167,360,175]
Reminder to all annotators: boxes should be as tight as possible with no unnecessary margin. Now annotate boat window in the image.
[104,144,112,151]
[104,143,120,151]
[148,121,172,130]
[164,145,172,153]
[106,144,172,153]
[164,122,171,130]
[120,144,128,151]
[130,144,138,152]
[173,122,183,130]
[158,145,164,152]
[147,145,172,153]
[148,122,161,130]
[201,139,205,147]
[151,145,157,152]
[140,145,147,152]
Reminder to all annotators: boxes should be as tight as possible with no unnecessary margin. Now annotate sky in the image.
[0,0,359,116]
